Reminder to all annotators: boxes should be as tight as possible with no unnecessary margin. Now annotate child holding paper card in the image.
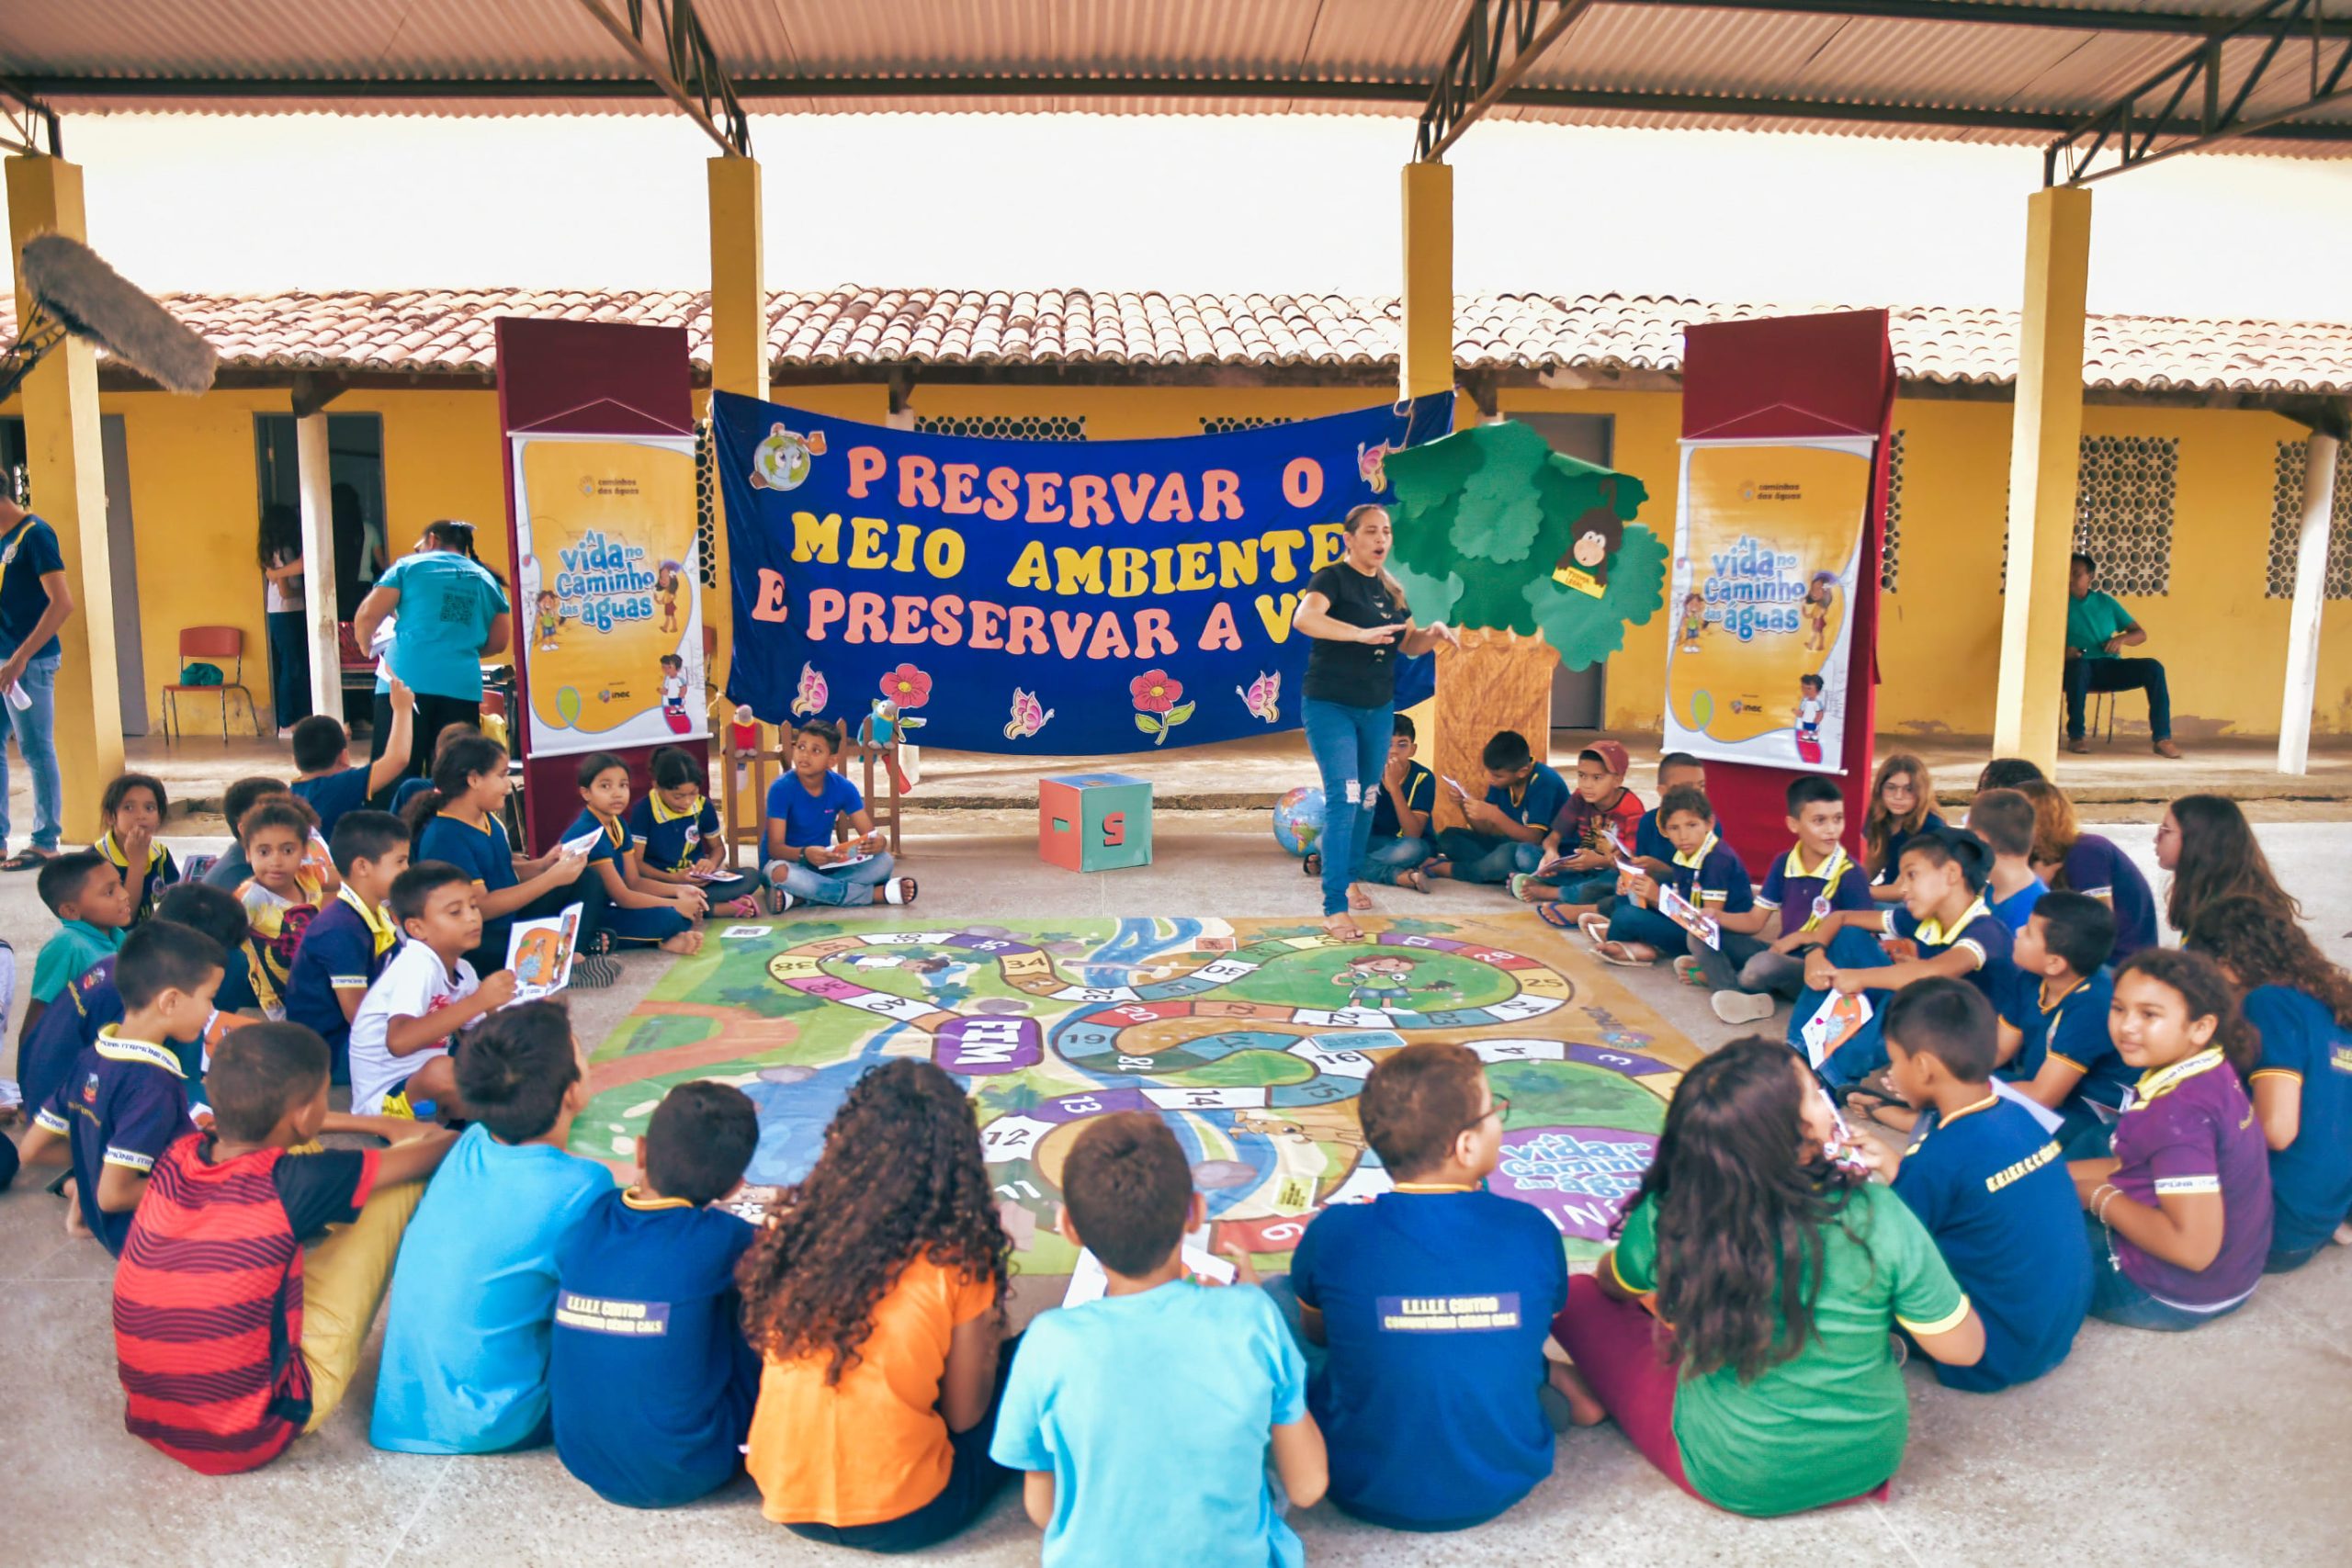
[629,745,764,917]
[565,751,706,955]
[1589,787,1752,967]
[345,862,516,1118]
[406,732,605,979]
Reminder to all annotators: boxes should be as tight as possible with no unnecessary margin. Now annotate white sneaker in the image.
[1712,990,1777,1025]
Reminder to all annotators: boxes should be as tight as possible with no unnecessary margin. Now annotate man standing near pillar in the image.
[2064,551,2181,758]
[0,493,74,868]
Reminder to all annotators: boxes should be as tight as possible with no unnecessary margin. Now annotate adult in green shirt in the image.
[1548,1040,1984,1517]
[2064,552,2180,758]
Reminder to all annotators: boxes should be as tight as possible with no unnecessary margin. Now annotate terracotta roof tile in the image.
[3,287,2346,395]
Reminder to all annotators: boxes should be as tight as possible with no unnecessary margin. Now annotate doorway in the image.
[1510,412,1616,732]
[0,414,147,734]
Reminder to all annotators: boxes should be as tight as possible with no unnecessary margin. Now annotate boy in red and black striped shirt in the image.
[112,1021,456,1473]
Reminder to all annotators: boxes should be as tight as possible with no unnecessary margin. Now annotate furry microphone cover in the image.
[19,233,217,395]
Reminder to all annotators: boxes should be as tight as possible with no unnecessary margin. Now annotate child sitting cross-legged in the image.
[1970,788,2048,932]
[762,718,915,909]
[371,1000,614,1453]
[1579,785,1751,966]
[113,1021,457,1472]
[1701,774,1874,1026]
[1785,829,2018,1099]
[407,733,602,979]
[16,919,222,1253]
[627,744,763,919]
[1277,1042,1571,1532]
[1422,729,1567,886]
[19,849,133,1055]
[553,1080,762,1509]
[565,750,707,955]
[742,1058,1014,1550]
[2070,950,2273,1331]
[233,794,330,1021]
[1871,979,2093,1393]
[1353,713,1436,897]
[283,811,409,1088]
[2182,897,2352,1275]
[1995,892,2131,1156]
[288,673,414,841]
[991,1111,1328,1565]
[1510,740,1645,916]
[1550,1039,1984,1516]
[95,771,179,924]
[346,861,518,1119]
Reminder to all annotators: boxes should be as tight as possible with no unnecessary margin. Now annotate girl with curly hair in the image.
[1549,1039,1984,1516]
[1861,753,1942,902]
[740,1057,1012,1550]
[2016,779,2158,962]
[2183,897,2352,1273]
[2155,793,2299,940]
[2070,949,2272,1330]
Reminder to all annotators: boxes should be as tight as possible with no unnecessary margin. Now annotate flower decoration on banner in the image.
[1003,688,1056,741]
[879,662,932,733]
[1130,670,1194,745]
[1237,671,1281,724]
[790,662,828,716]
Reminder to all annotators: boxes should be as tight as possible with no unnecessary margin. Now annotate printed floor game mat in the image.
[573,915,1702,1271]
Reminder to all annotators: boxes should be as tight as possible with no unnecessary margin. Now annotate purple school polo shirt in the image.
[2107,1048,2272,1310]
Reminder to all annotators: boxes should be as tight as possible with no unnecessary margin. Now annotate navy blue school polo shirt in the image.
[1997,967,2132,1115]
[1891,896,2015,1009]
[416,811,516,896]
[1486,762,1569,831]
[1872,811,1948,886]
[1755,845,1874,939]
[626,794,720,874]
[1987,877,2047,933]
[1288,1188,1567,1530]
[551,1188,760,1509]
[560,808,635,875]
[33,1030,196,1256]
[290,765,371,843]
[2244,984,2352,1253]
[0,513,66,658]
[1370,761,1435,841]
[2061,834,2157,962]
[18,954,121,1120]
[1633,806,1672,863]
[764,769,865,850]
[284,888,399,1070]
[1662,833,1754,913]
[1892,1095,2090,1392]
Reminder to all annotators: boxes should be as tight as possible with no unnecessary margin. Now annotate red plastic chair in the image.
[160,626,260,743]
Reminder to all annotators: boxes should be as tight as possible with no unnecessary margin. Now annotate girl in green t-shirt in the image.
[1551,1039,1985,1516]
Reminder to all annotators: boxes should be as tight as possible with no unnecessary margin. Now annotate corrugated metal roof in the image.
[7,284,2346,394]
[8,2,2346,156]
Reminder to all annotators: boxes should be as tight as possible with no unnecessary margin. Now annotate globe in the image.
[1272,785,1326,858]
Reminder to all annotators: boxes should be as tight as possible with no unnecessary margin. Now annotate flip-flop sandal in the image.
[0,848,54,873]
[1323,919,1365,943]
[1576,911,1613,946]
[1419,859,1453,881]
[721,896,761,919]
[1508,872,1534,902]
[883,877,919,906]
[1670,956,1709,987]
[1533,903,1578,930]
[1301,852,1321,878]
[1593,942,1650,967]
[571,953,621,989]
[1396,869,1430,894]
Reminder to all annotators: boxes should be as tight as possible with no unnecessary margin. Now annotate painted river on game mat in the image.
[572,916,1698,1271]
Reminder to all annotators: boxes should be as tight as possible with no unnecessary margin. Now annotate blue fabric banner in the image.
[717,391,1453,754]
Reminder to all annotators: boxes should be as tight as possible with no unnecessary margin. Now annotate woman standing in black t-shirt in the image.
[1292,504,1460,939]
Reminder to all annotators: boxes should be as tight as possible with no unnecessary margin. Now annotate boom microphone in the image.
[2,233,217,400]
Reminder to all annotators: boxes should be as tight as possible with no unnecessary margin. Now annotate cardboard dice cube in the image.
[1038,773,1153,873]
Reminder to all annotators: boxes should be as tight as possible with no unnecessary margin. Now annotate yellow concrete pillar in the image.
[6,154,123,842]
[1991,186,2092,770]
[706,154,765,695]
[1398,162,1454,405]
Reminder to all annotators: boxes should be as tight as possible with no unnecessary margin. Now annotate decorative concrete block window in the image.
[2264,438,2352,600]
[912,414,1087,441]
[695,418,718,589]
[2071,434,2176,596]
[1881,429,1904,592]
[1199,415,1295,435]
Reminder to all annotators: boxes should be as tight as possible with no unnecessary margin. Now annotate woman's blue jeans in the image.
[1302,696,1391,918]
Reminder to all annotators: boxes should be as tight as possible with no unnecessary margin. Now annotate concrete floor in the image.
[5,815,2349,1565]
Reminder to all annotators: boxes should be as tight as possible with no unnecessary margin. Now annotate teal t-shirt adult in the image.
[376,551,510,701]
[371,1123,614,1455]
[991,1280,1308,1568]
[2065,590,2133,654]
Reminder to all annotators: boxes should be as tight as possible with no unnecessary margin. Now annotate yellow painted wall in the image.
[7,378,2343,740]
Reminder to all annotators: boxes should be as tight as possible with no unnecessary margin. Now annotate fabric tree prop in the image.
[1384,422,1665,830]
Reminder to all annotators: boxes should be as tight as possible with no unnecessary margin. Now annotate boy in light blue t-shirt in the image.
[371,1001,612,1455]
[991,1113,1326,1568]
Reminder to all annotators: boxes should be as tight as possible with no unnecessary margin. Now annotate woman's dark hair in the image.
[737,1058,1007,1383]
[2166,794,2298,935]
[1341,502,1408,608]
[257,502,301,572]
[649,745,701,792]
[422,518,506,589]
[401,732,508,842]
[2017,779,2080,878]
[1862,752,1931,877]
[2115,947,2262,1080]
[2185,895,2352,1031]
[575,750,628,790]
[1974,757,2045,793]
[1623,1038,1867,1382]
[1899,827,1991,897]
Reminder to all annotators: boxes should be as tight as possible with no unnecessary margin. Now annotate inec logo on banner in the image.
[1662,438,1874,775]
[512,434,707,759]
[716,391,1453,756]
